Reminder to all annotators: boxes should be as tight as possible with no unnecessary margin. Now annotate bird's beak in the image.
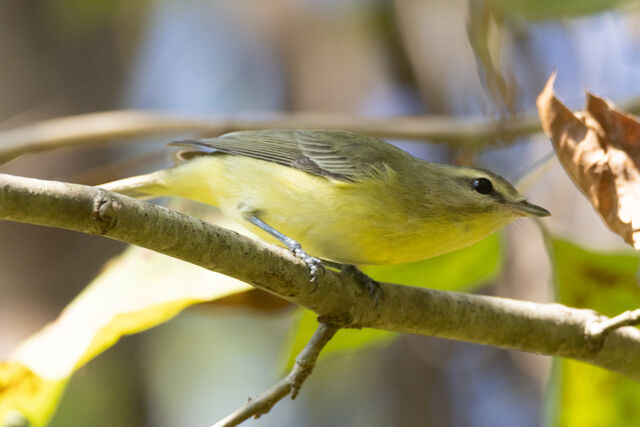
[512,200,550,217]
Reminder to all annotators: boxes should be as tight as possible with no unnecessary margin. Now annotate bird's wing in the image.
[170,129,397,181]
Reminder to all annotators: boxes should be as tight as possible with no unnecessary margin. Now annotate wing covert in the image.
[170,129,399,181]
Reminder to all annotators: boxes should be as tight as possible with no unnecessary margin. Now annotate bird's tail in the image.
[100,156,221,206]
[99,169,169,200]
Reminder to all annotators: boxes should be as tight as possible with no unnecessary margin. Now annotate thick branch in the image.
[213,323,339,427]
[1,173,640,381]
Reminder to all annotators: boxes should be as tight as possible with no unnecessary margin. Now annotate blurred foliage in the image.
[284,233,504,369]
[481,0,634,22]
[0,245,250,426]
[551,238,640,426]
[469,0,637,113]
[469,0,518,115]
[48,344,143,427]
[362,232,503,290]
[42,0,129,38]
[0,363,66,427]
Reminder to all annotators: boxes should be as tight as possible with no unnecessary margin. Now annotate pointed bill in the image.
[513,200,551,217]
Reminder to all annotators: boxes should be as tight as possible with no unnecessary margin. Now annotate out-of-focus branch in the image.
[3,104,640,165]
[212,323,340,427]
[1,173,640,383]
[0,110,536,163]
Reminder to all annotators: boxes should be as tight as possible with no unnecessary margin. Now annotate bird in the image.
[100,129,549,293]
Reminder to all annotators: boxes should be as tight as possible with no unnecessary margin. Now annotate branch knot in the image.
[91,194,120,234]
[584,308,640,355]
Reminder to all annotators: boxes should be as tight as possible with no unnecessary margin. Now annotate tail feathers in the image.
[99,172,166,200]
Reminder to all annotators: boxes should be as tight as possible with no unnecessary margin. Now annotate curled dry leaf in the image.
[537,73,640,249]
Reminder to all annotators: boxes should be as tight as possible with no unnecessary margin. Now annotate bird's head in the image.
[418,163,550,238]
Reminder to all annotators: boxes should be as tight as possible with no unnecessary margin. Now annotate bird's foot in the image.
[290,244,325,291]
[334,264,382,305]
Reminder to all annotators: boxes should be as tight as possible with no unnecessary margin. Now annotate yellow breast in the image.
[161,155,509,265]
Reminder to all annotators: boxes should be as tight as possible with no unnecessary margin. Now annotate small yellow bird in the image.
[101,129,549,288]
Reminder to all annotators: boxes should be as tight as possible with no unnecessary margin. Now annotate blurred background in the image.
[1,0,640,426]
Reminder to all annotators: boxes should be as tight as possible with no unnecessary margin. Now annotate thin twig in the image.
[586,309,640,341]
[213,323,340,427]
[1,174,640,381]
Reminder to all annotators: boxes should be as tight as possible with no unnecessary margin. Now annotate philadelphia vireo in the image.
[101,129,549,287]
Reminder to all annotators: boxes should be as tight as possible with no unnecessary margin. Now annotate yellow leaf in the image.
[0,362,66,427]
[1,244,251,425]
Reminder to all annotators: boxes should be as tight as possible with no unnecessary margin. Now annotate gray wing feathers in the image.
[171,129,395,180]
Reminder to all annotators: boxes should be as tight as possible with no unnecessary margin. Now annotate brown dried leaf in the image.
[537,73,640,248]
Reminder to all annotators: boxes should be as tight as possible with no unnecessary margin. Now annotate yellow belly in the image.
[160,155,500,265]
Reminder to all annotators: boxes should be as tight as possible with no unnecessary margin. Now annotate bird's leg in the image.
[322,260,382,305]
[245,214,324,288]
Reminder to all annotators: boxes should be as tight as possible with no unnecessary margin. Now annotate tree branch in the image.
[212,322,340,427]
[586,309,640,341]
[3,96,640,164]
[0,110,538,163]
[4,91,640,163]
[1,173,640,381]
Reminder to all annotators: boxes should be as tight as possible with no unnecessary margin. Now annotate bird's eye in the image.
[471,178,493,194]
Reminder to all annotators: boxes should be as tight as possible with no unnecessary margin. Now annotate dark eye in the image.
[471,178,493,194]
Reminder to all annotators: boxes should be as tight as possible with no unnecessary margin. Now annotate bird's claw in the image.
[340,264,382,306]
[291,245,324,291]
[361,277,382,306]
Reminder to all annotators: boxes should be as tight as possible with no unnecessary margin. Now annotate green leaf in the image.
[552,238,640,313]
[557,360,640,427]
[361,231,503,291]
[284,233,504,368]
[550,238,640,426]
